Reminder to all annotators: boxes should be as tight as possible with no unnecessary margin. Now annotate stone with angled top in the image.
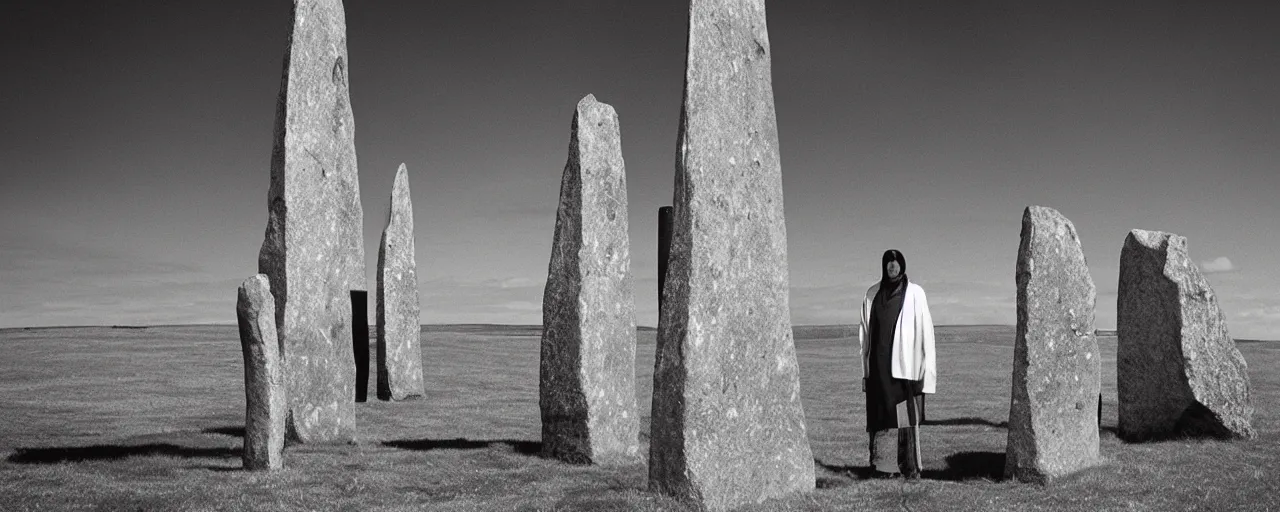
[1005,206,1101,483]
[257,0,363,443]
[648,0,815,508]
[1117,229,1254,440]
[237,274,286,471]
[540,94,639,465]
[377,164,425,401]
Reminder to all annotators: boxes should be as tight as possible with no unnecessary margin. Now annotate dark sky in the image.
[2,1,1278,338]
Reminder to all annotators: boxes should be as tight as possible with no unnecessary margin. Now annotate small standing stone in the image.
[649,0,815,508]
[1117,230,1254,440]
[540,94,639,464]
[352,290,370,402]
[257,0,364,443]
[1005,206,1101,483]
[237,274,286,471]
[377,164,425,401]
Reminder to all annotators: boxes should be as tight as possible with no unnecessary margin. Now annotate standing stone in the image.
[658,205,673,314]
[257,0,363,443]
[237,274,286,471]
[352,290,369,402]
[1117,230,1254,440]
[540,94,639,464]
[1006,206,1101,483]
[649,1,815,508]
[377,164,425,401]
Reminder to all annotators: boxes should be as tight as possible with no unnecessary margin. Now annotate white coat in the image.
[859,281,937,394]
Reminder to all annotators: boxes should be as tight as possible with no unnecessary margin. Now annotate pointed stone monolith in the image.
[648,1,815,508]
[377,164,425,401]
[540,95,639,465]
[257,0,363,443]
[237,274,286,471]
[1117,230,1254,440]
[1006,206,1101,483]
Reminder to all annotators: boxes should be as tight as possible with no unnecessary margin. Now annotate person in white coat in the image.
[859,249,936,479]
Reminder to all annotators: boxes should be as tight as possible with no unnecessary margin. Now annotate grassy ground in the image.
[0,324,1276,511]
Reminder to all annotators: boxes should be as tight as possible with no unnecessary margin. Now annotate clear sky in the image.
[1,1,1277,339]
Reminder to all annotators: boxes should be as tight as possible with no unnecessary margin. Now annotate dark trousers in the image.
[869,396,922,475]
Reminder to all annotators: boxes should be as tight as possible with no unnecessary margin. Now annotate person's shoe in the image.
[903,471,922,481]
[871,470,901,479]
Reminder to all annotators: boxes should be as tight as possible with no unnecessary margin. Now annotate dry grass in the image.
[0,324,1276,511]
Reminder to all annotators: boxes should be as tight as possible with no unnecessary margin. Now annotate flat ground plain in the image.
[0,324,1276,511]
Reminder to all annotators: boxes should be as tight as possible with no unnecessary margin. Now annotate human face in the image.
[886,260,901,279]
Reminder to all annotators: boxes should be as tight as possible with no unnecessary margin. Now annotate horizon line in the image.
[0,322,1017,329]
[5,324,1273,342]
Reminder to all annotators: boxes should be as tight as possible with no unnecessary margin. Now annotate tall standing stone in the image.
[1006,206,1101,483]
[658,205,673,314]
[377,164,425,401]
[257,0,363,443]
[540,94,639,464]
[237,274,286,471]
[1117,230,1254,440]
[649,1,815,508]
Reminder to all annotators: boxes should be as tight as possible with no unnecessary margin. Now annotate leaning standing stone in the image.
[1005,206,1101,483]
[237,274,286,471]
[1117,230,1254,440]
[649,0,815,508]
[377,164,426,401]
[256,0,363,443]
[540,94,639,465]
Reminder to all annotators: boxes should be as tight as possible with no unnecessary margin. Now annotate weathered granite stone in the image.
[540,95,639,465]
[377,164,425,401]
[649,1,815,508]
[1005,206,1101,483]
[1117,230,1254,440]
[237,274,286,471]
[257,0,363,443]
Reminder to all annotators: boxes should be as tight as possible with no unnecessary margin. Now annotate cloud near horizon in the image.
[787,279,1016,327]
[420,276,545,325]
[0,235,242,328]
[1200,257,1237,274]
[2,239,1273,340]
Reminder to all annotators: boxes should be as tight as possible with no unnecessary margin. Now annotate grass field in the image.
[0,324,1276,511]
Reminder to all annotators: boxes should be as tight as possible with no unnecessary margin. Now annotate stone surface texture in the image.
[648,1,815,508]
[377,164,425,401]
[1117,229,1254,440]
[540,95,640,464]
[1006,206,1101,483]
[237,274,286,471]
[257,0,364,443]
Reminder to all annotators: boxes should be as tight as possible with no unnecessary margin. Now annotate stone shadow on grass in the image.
[201,426,245,438]
[7,444,240,464]
[815,451,1006,483]
[922,417,1008,428]
[1106,411,1247,443]
[382,438,541,457]
[922,451,1006,481]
